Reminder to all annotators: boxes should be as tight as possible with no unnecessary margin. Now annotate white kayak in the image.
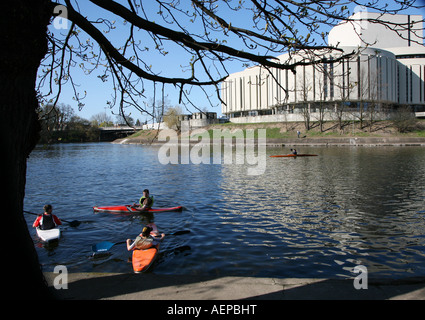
[36,227,60,242]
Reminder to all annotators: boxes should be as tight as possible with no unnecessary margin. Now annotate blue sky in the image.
[41,1,424,123]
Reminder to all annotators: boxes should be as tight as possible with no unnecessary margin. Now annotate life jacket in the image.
[139,195,154,208]
[40,214,56,230]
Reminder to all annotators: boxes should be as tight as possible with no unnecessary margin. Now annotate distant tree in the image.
[39,103,76,142]
[164,106,183,131]
[39,103,74,131]
[390,106,417,133]
[144,96,173,125]
[56,104,75,130]
[298,76,312,131]
[67,115,90,130]
[334,69,356,131]
[115,113,135,126]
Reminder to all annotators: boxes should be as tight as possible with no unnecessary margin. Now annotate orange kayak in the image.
[132,244,160,273]
[270,154,318,157]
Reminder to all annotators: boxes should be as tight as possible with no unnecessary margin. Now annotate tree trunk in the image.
[0,0,54,298]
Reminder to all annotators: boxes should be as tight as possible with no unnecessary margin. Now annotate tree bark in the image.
[0,0,54,298]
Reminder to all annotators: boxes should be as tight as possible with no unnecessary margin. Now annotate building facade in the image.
[221,13,425,122]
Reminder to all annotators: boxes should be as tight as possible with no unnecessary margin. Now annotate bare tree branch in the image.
[37,0,424,122]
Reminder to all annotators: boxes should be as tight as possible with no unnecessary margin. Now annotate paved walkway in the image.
[44,272,425,300]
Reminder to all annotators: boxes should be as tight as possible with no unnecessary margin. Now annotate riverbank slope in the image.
[44,272,425,300]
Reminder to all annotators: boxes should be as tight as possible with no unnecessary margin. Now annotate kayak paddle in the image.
[91,230,191,253]
[24,210,82,228]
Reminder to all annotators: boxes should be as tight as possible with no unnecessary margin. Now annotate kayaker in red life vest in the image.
[126,223,165,251]
[33,204,62,230]
[133,189,154,211]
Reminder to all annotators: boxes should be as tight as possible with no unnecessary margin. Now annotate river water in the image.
[24,142,425,280]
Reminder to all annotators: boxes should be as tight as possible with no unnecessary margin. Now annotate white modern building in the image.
[221,12,425,122]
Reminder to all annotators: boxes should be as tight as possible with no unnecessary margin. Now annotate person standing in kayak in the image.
[138,189,154,211]
[126,223,165,251]
[32,204,62,230]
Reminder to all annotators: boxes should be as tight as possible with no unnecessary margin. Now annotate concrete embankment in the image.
[44,272,425,300]
[266,136,425,146]
[113,120,425,146]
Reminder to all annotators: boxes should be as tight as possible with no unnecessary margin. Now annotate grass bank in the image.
[205,119,425,139]
[116,119,425,145]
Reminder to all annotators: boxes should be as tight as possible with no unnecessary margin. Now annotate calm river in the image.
[24,142,425,280]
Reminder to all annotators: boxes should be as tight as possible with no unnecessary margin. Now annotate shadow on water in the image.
[45,272,425,300]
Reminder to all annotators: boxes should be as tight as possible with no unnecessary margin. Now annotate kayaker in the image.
[32,204,62,230]
[138,189,154,210]
[126,223,165,251]
[290,148,298,155]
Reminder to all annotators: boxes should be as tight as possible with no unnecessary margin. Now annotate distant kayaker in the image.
[138,189,154,210]
[32,204,62,230]
[126,223,165,251]
[290,148,298,155]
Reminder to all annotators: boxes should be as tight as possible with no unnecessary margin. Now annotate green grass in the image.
[126,120,425,141]
[126,129,158,139]
[416,131,425,137]
[408,130,425,137]
[189,127,291,139]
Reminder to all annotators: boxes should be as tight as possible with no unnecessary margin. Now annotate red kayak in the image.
[93,205,183,214]
[132,244,160,273]
[270,154,318,158]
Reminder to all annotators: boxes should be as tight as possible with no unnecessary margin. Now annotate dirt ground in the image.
[116,119,425,144]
